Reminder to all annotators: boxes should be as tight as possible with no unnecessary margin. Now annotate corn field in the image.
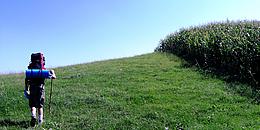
[156,20,260,90]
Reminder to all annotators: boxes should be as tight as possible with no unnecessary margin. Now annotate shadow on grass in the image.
[164,53,260,104]
[0,119,29,129]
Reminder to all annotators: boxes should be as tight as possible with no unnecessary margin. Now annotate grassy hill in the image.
[0,53,260,129]
[156,20,260,89]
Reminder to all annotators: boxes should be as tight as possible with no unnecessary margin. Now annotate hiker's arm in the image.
[49,70,56,79]
[24,78,29,91]
[24,78,30,99]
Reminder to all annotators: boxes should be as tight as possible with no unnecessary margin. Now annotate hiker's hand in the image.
[24,90,30,99]
[50,70,56,79]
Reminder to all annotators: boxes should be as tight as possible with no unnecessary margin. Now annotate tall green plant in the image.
[156,20,260,89]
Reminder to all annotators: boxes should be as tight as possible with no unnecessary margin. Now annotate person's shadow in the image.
[0,119,29,129]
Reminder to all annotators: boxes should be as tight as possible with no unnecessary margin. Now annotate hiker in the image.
[24,53,56,127]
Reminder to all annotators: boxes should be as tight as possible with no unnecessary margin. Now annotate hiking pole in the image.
[49,79,53,114]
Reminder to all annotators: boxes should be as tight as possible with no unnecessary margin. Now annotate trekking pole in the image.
[49,79,53,114]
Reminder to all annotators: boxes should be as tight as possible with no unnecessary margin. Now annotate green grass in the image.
[156,20,260,88]
[0,53,260,129]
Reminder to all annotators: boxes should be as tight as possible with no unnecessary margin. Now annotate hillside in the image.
[0,53,260,129]
[156,20,260,89]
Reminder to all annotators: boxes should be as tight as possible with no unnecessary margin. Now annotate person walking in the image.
[24,53,56,127]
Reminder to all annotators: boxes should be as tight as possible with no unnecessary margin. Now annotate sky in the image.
[0,0,259,73]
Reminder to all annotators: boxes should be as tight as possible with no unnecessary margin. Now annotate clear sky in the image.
[0,0,259,73]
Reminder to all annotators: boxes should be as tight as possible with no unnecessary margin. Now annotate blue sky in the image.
[0,0,259,73]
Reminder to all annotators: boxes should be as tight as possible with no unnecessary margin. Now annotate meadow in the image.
[0,53,259,129]
[156,20,260,90]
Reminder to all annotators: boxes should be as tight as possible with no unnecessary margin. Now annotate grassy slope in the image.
[0,53,259,129]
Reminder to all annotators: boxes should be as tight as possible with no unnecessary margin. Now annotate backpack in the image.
[28,53,46,70]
